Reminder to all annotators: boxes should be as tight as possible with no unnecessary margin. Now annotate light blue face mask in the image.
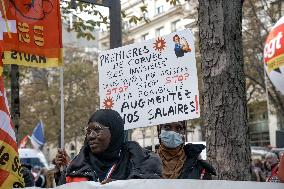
[160,130,184,149]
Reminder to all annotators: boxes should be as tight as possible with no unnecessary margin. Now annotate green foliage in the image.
[140,5,148,13]
[129,15,142,25]
[121,10,127,19]
[166,0,180,5]
[60,0,176,40]
[61,0,108,40]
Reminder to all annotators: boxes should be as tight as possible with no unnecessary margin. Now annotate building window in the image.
[156,27,164,37]
[156,5,164,15]
[141,33,149,41]
[171,19,180,32]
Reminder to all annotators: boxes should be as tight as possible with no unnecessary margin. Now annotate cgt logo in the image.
[9,0,53,20]
[264,31,283,59]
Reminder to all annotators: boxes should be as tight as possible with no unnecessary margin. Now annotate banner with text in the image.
[0,0,62,68]
[99,29,200,130]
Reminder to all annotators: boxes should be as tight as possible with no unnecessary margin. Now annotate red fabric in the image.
[66,176,89,183]
[278,155,284,182]
[0,169,10,186]
[0,128,18,151]
[267,165,279,182]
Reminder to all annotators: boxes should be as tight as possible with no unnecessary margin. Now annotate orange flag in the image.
[0,0,62,68]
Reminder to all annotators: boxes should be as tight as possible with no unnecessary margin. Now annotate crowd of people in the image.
[21,109,284,187]
[251,151,284,182]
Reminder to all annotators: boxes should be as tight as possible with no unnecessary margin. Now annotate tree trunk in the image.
[198,0,251,180]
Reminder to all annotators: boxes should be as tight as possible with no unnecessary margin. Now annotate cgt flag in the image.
[264,16,284,94]
[0,0,62,68]
[0,76,24,187]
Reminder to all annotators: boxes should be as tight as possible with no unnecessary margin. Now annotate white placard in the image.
[99,29,200,130]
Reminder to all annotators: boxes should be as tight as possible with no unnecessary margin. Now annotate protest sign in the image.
[99,29,199,129]
[264,16,284,94]
[0,0,62,68]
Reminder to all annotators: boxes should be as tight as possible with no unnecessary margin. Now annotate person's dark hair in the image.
[173,34,180,41]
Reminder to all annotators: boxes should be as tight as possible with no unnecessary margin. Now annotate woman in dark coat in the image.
[54,109,162,185]
[157,121,216,179]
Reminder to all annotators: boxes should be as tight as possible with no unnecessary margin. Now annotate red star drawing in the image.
[153,37,166,52]
[103,97,114,109]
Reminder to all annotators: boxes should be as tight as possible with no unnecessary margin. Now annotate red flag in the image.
[0,76,24,187]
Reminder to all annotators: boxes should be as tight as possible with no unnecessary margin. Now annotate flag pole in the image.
[60,67,64,149]
[40,119,44,135]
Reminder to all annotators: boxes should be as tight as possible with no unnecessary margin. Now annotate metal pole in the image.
[60,67,64,149]
[59,67,65,173]
[10,64,20,143]
[109,0,128,140]
[109,0,122,49]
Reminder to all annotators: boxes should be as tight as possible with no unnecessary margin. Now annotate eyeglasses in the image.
[84,124,109,135]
